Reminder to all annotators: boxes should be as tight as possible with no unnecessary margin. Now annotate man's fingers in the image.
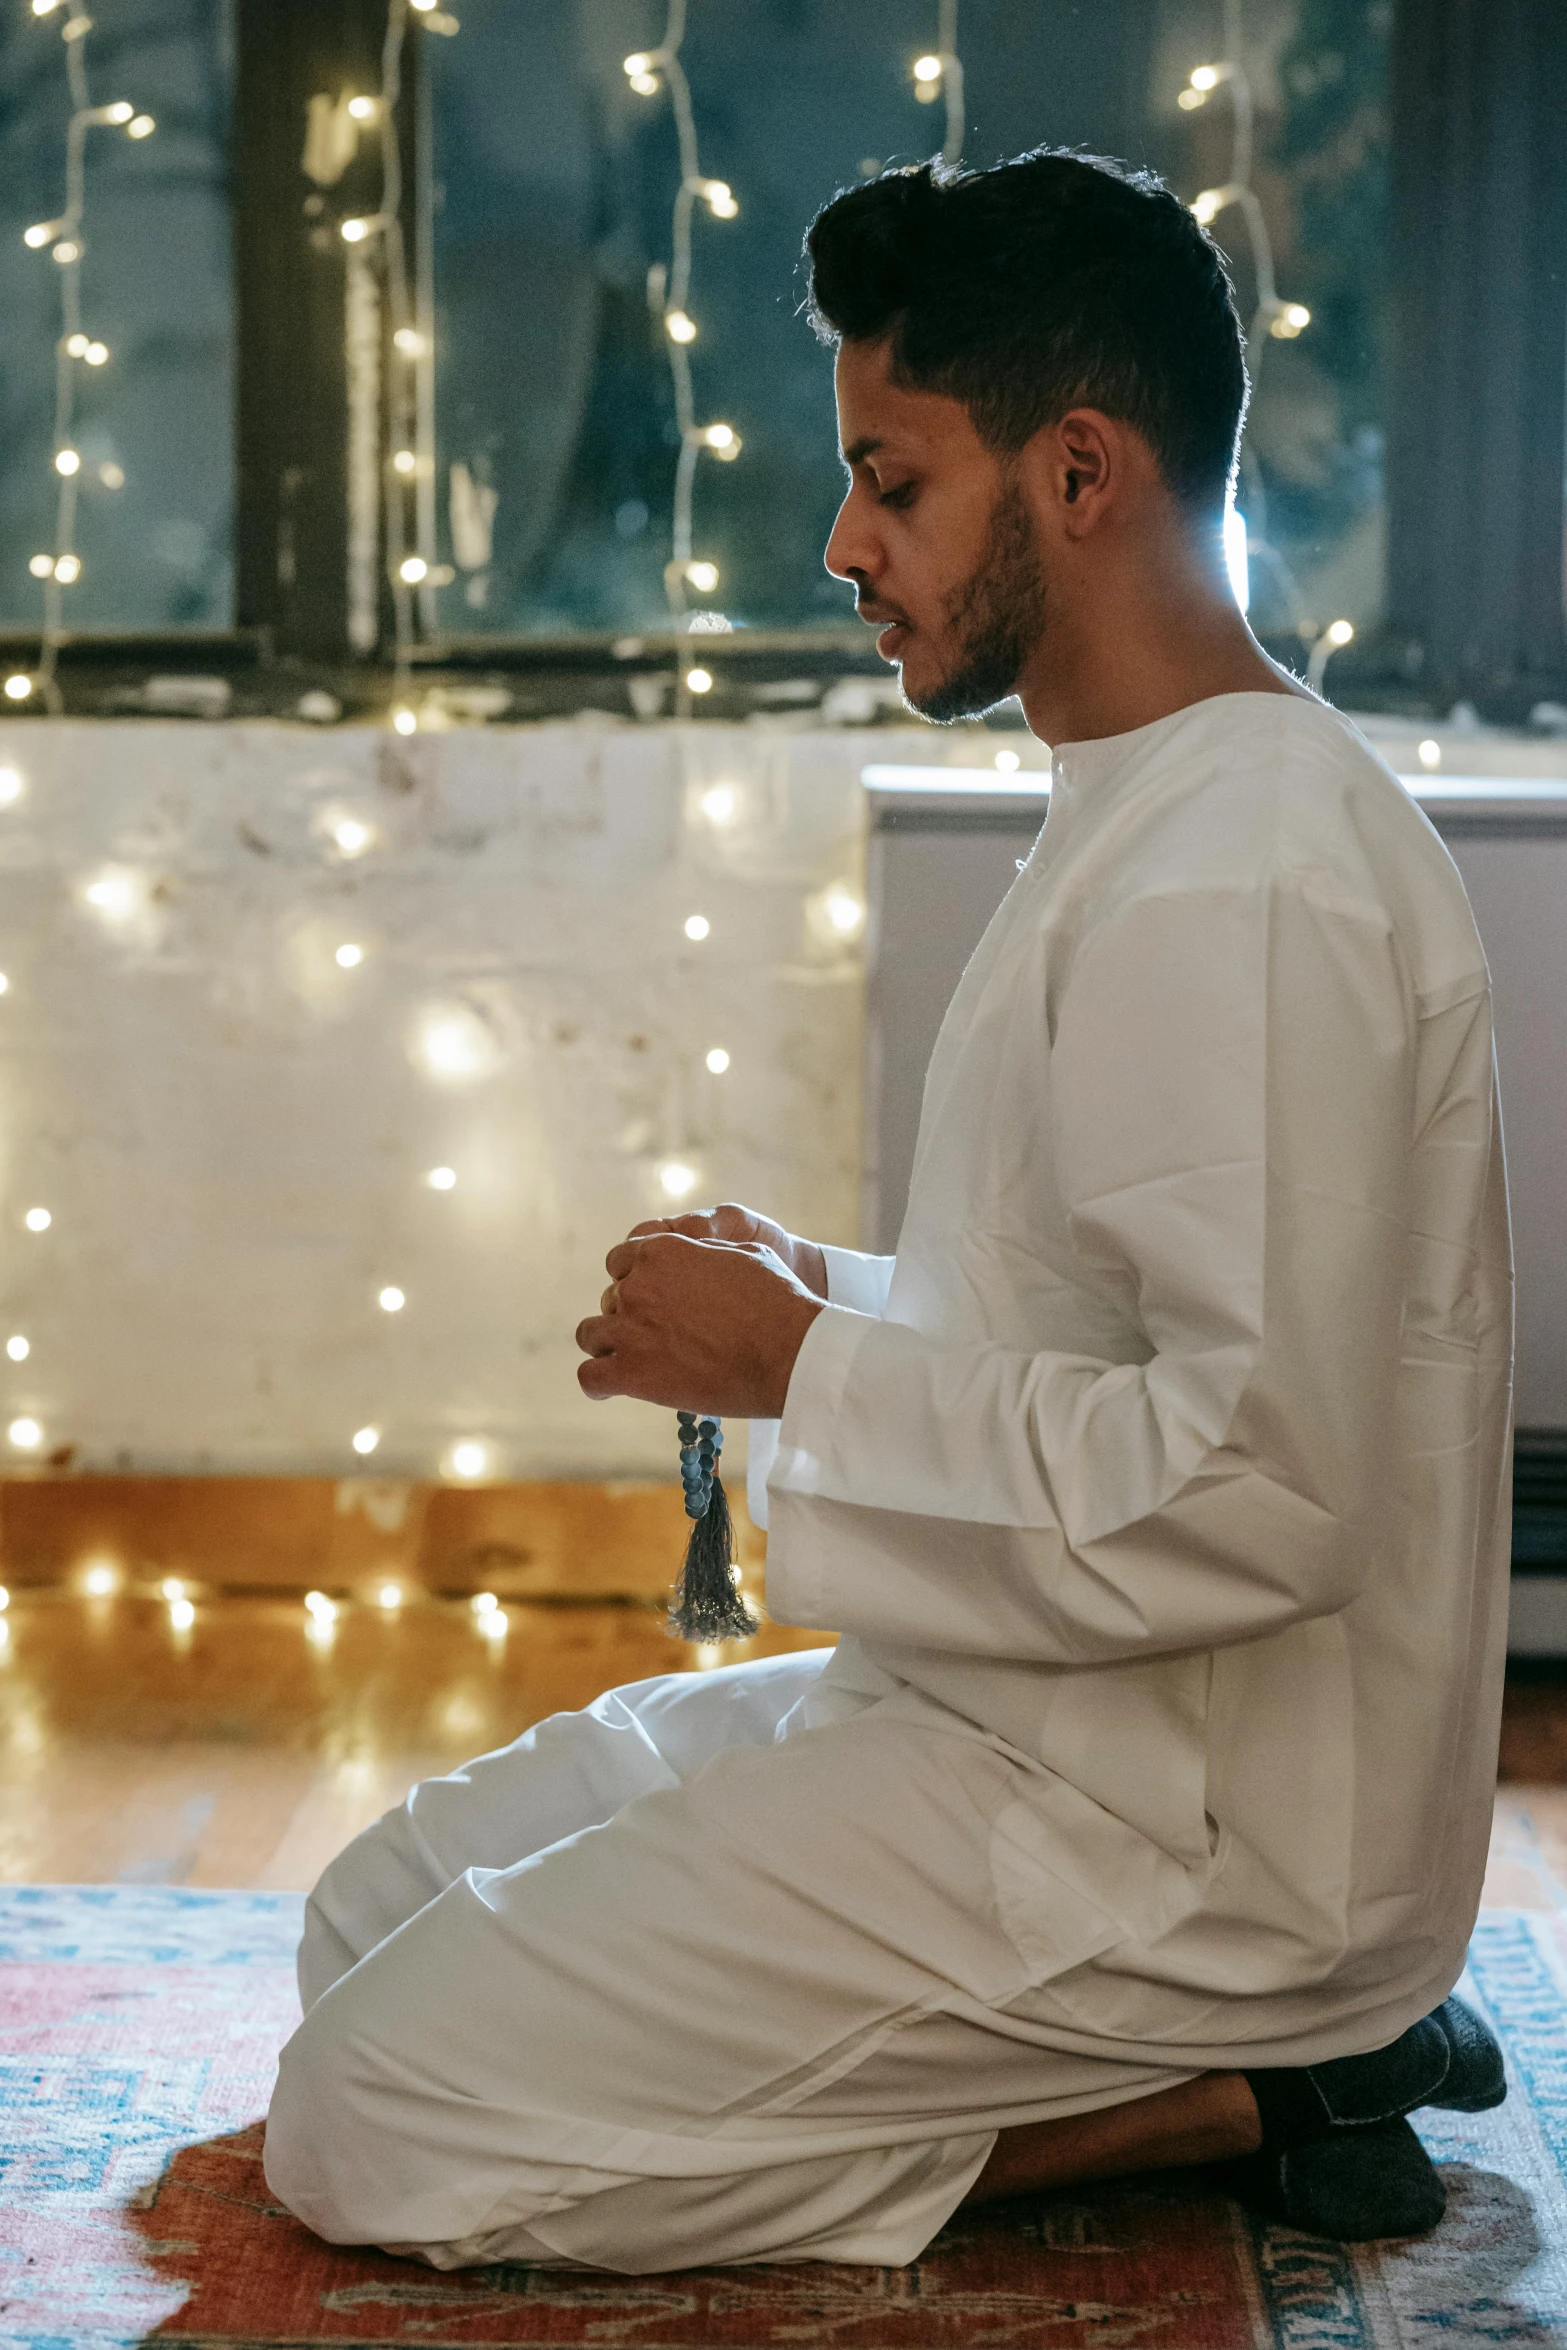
[574,1313,617,1358]
[605,1239,639,1281]
[599,1281,619,1316]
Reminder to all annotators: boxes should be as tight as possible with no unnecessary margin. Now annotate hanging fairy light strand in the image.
[17,1,155,709]
[337,0,454,708]
[622,0,742,624]
[1178,0,1352,656]
[910,0,964,168]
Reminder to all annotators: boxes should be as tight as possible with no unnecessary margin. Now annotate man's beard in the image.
[903,488,1048,724]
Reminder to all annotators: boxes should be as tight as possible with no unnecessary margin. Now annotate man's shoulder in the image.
[1084,697,1487,1003]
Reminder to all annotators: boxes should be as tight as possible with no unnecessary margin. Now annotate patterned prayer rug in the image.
[3,1886,1566,2349]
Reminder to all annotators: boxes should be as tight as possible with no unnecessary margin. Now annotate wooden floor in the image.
[0,1583,1561,1892]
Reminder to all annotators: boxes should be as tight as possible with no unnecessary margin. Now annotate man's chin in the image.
[899,650,1020,726]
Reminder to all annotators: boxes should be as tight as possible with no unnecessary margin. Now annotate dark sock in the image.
[1244,1994,1503,2151]
[1218,2116,1447,2242]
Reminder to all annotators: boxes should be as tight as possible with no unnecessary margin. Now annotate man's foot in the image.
[1217,1995,1504,2241]
[1218,2116,1447,2240]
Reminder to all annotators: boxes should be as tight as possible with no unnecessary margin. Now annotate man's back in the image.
[766,690,1513,2062]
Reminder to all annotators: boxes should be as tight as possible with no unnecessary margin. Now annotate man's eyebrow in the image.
[840,435,884,467]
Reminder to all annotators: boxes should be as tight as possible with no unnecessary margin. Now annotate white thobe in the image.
[265,692,1512,2275]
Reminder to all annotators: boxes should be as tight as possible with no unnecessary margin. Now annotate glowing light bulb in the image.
[53,554,81,584]
[4,677,31,702]
[331,816,373,856]
[99,461,125,489]
[1177,87,1206,110]
[1191,63,1221,89]
[24,223,58,248]
[700,783,737,823]
[1269,301,1312,340]
[703,422,739,455]
[8,1418,41,1451]
[347,94,376,120]
[623,51,652,74]
[665,309,697,344]
[426,1165,456,1190]
[417,1009,492,1080]
[352,1425,380,1455]
[24,1209,51,1233]
[994,748,1021,772]
[32,1,63,17]
[376,1581,402,1610]
[1191,189,1225,226]
[391,705,417,735]
[83,1563,119,1597]
[1418,738,1442,771]
[823,885,866,936]
[106,102,135,125]
[705,1046,730,1074]
[659,1161,698,1199]
[685,668,713,695]
[449,1438,490,1481]
[169,1596,195,1631]
[160,1578,185,1601]
[7,1338,28,1362]
[377,1285,406,1313]
[1325,617,1355,647]
[29,555,53,578]
[684,914,711,941]
[704,179,737,219]
[913,53,942,81]
[628,70,660,95]
[686,560,720,593]
[392,448,417,475]
[85,871,139,920]
[52,240,81,266]
[84,341,108,366]
[0,769,23,806]
[393,327,425,355]
[0,977,10,995]
[398,554,428,584]
[341,217,372,244]
[334,941,364,968]
[55,447,80,476]
[66,332,89,357]
[126,114,155,139]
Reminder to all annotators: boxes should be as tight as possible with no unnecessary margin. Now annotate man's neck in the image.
[1014,551,1309,749]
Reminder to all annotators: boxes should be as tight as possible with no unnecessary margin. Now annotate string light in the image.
[909,1,964,165]
[352,1424,380,1454]
[160,1577,185,1600]
[21,4,157,702]
[8,1418,42,1451]
[705,1046,730,1073]
[699,782,736,822]
[4,678,32,702]
[376,1581,402,1609]
[994,748,1021,772]
[624,0,742,618]
[477,1601,508,1638]
[660,1161,698,1199]
[24,1208,51,1232]
[6,1338,29,1362]
[377,1285,406,1312]
[1180,0,1319,631]
[334,941,364,968]
[1418,738,1442,771]
[447,1438,490,1480]
[470,1590,499,1616]
[82,1561,118,1596]
[425,1164,456,1189]
[0,767,24,805]
[683,913,710,940]
[685,665,713,693]
[168,1596,195,1631]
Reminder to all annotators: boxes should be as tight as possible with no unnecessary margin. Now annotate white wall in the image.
[0,721,869,1479]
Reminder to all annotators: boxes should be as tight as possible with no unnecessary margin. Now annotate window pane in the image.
[428,0,1387,645]
[0,0,232,630]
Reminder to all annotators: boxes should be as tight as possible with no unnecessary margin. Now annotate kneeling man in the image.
[266,149,1512,2269]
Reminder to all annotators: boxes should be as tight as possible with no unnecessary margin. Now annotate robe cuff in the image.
[819,1244,897,1319]
[763,1304,878,1622]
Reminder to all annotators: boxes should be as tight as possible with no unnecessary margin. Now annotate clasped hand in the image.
[575,1203,826,1418]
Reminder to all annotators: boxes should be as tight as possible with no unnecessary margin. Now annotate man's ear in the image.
[1036,408,1117,537]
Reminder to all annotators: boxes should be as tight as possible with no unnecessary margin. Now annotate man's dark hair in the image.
[805,150,1247,514]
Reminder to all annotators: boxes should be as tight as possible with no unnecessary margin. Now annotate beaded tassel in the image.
[669,1411,758,1642]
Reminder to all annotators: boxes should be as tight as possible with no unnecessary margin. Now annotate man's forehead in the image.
[833,348,973,464]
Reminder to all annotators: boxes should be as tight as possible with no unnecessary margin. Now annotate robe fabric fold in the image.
[266,692,1511,2274]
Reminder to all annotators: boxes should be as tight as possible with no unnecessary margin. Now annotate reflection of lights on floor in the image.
[695,1642,723,1671]
[377,1582,403,1611]
[168,1597,196,1632]
[82,1562,119,1598]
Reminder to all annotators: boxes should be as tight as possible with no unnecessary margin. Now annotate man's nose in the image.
[824,492,877,586]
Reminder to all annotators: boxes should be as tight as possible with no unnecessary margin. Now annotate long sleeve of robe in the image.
[764,693,1513,2033]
